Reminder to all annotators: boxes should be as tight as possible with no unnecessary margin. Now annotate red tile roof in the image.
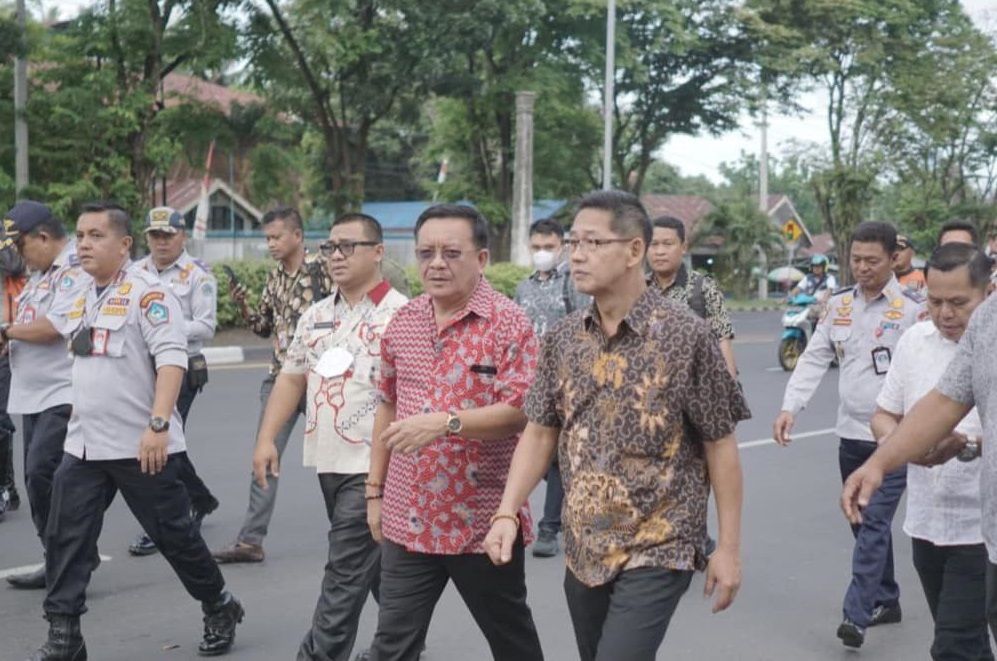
[641,195,716,238]
[162,73,263,115]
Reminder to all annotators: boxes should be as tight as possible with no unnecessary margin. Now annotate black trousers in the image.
[564,566,693,661]
[22,405,72,543]
[297,473,381,661]
[0,355,15,493]
[912,539,993,660]
[43,452,225,616]
[173,375,216,513]
[368,536,543,661]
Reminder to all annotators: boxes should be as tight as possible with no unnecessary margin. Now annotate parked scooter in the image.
[779,293,819,371]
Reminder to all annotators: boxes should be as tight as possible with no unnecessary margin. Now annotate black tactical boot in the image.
[28,614,87,660]
[198,592,244,656]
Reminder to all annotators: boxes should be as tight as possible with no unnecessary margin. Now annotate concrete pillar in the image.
[13,0,29,196]
[511,91,536,268]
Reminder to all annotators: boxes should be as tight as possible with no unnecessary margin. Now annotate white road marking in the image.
[765,366,786,372]
[0,554,111,580]
[738,427,836,450]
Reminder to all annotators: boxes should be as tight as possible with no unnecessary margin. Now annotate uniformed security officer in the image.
[772,221,924,650]
[0,201,90,590]
[127,206,219,557]
[29,203,243,661]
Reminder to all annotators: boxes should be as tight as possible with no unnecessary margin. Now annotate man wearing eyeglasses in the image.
[213,207,333,564]
[365,204,544,661]
[485,190,749,661]
[251,213,408,661]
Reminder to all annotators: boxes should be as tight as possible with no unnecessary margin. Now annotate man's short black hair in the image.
[937,219,980,246]
[850,221,897,254]
[262,206,304,233]
[530,218,564,239]
[576,190,652,250]
[925,242,992,289]
[80,201,131,237]
[414,204,489,250]
[28,215,66,239]
[651,215,686,244]
[333,212,383,243]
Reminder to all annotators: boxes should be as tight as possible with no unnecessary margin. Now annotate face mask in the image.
[532,250,558,273]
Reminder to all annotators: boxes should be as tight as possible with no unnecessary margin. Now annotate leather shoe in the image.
[8,565,45,590]
[198,592,244,656]
[212,542,264,564]
[532,531,559,558]
[836,619,865,648]
[128,533,158,556]
[869,603,902,626]
[28,613,86,660]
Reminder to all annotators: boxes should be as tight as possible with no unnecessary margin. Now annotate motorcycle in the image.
[778,293,820,371]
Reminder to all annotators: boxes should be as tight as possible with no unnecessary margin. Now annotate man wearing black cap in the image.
[894,234,926,293]
[0,201,91,590]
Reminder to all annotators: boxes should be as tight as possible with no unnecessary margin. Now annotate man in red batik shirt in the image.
[364,204,544,661]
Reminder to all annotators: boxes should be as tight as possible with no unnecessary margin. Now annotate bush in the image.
[215,260,533,328]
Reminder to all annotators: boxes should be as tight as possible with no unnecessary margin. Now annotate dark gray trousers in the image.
[297,473,380,661]
[564,566,693,661]
[368,536,543,661]
[236,374,305,545]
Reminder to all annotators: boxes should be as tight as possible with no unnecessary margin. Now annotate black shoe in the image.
[128,532,158,556]
[28,614,87,660]
[8,565,46,590]
[198,592,244,656]
[836,619,865,648]
[869,603,901,626]
[7,485,19,511]
[532,530,559,558]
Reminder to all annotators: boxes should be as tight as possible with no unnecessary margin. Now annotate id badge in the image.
[871,347,891,375]
[92,328,109,356]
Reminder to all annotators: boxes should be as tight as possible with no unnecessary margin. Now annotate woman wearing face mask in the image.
[513,218,590,559]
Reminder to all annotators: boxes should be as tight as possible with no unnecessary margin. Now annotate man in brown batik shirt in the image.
[486,190,750,661]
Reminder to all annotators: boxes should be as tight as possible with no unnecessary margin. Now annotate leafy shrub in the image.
[215,260,533,328]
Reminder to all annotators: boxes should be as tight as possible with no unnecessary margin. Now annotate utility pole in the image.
[758,95,769,212]
[601,0,615,190]
[511,91,536,268]
[13,0,29,196]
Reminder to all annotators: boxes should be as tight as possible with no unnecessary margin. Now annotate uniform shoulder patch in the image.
[140,291,165,308]
[902,288,926,303]
[144,300,170,326]
[192,258,211,273]
[831,285,853,296]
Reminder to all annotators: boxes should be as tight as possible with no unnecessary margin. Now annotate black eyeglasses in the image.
[319,240,379,257]
[563,237,636,254]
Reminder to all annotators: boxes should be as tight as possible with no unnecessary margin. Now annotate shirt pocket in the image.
[92,314,128,358]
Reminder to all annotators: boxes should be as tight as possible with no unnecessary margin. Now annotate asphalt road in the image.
[0,311,942,660]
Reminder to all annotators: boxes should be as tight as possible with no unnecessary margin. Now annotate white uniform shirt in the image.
[136,251,216,355]
[877,320,983,546]
[781,276,925,441]
[51,263,188,460]
[9,240,91,414]
[282,280,408,474]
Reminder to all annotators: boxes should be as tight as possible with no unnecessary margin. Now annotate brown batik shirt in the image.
[524,286,751,587]
[248,253,333,375]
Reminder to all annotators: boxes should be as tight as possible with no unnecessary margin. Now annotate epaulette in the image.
[902,287,926,303]
[831,285,854,297]
[191,257,212,274]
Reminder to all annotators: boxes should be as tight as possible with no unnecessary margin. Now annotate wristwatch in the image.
[149,416,170,433]
[958,437,981,462]
[446,411,463,436]
[0,324,9,342]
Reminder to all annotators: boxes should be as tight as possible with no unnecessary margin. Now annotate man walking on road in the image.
[252,213,408,661]
[773,221,924,649]
[869,242,993,660]
[213,207,332,564]
[485,191,748,661]
[31,202,243,660]
[365,204,544,661]
[129,206,220,557]
[1,201,90,590]
[513,218,589,558]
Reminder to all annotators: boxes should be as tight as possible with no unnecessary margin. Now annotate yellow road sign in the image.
[782,219,803,242]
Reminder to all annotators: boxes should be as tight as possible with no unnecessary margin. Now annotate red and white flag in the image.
[192,140,216,240]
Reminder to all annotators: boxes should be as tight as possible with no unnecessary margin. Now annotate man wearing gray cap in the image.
[0,200,90,590]
[126,206,220,557]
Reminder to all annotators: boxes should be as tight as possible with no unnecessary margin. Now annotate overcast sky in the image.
[46,0,997,183]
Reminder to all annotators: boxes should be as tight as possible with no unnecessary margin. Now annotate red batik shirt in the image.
[378,277,539,555]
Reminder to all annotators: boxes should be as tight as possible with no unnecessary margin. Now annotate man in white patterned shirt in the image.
[251,213,407,661]
[867,242,992,660]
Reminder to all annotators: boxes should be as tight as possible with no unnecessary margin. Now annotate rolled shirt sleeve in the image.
[493,313,539,409]
[281,308,314,376]
[187,272,218,345]
[524,331,565,429]
[702,275,735,340]
[377,320,398,405]
[875,329,912,415]
[936,307,979,408]
[780,309,835,415]
[139,286,188,370]
[683,324,752,443]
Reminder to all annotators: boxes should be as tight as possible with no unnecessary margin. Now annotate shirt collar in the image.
[53,240,76,270]
[425,276,494,326]
[583,285,658,337]
[149,250,190,274]
[334,279,392,307]
[647,263,688,292]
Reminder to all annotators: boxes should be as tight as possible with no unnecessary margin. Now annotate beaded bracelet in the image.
[365,494,383,501]
[489,513,520,528]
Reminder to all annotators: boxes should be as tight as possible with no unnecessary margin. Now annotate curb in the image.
[203,345,272,366]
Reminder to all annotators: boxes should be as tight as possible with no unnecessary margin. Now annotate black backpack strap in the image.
[689,272,708,319]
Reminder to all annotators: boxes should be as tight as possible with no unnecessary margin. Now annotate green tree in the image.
[698,195,783,298]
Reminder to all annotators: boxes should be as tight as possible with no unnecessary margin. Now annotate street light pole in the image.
[13,0,29,196]
[601,0,615,190]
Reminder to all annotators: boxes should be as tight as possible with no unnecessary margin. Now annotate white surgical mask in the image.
[532,249,557,273]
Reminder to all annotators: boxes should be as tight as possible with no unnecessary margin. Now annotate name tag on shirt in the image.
[92,328,110,356]
[872,347,891,375]
[470,364,498,375]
